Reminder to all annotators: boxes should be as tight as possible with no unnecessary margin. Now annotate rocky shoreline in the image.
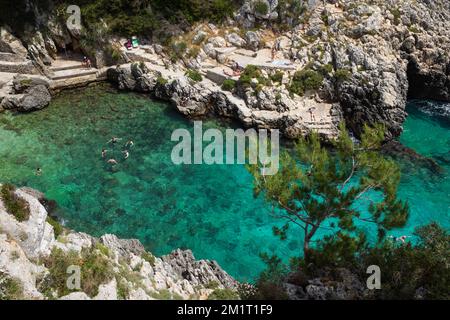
[0,184,238,300]
[0,0,449,301]
[0,0,448,140]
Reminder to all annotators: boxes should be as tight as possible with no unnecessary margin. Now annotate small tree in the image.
[248,123,409,257]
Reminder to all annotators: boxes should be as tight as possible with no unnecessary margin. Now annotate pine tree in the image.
[247,123,409,258]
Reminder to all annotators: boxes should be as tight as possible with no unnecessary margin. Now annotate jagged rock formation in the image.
[0,185,238,300]
[1,0,449,140]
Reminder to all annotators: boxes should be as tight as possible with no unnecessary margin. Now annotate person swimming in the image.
[123,150,129,159]
[101,149,108,158]
[107,159,118,165]
[108,137,122,144]
[35,167,42,176]
[125,140,134,148]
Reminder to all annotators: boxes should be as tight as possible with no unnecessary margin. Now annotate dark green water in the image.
[0,86,448,281]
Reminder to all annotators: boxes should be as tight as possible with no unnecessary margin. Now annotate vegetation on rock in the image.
[185,69,203,82]
[0,272,24,300]
[0,184,30,222]
[42,247,114,298]
[288,69,323,96]
[222,79,237,91]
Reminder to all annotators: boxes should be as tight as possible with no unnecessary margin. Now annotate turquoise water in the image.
[0,86,448,281]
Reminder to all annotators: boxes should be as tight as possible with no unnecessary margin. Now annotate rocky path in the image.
[117,43,340,139]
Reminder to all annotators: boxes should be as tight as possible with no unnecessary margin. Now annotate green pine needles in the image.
[248,123,409,257]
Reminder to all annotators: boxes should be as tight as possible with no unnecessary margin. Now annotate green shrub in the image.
[288,69,323,96]
[205,281,220,290]
[151,289,172,300]
[319,63,333,76]
[321,13,329,26]
[409,25,421,34]
[270,71,284,84]
[95,242,110,257]
[0,272,24,300]
[390,8,401,26]
[238,65,269,88]
[222,79,236,91]
[168,41,187,62]
[187,46,200,58]
[116,277,130,300]
[46,216,64,238]
[0,184,30,222]
[156,76,168,86]
[334,68,352,82]
[141,251,156,266]
[185,69,203,82]
[44,247,114,297]
[208,288,239,300]
[254,0,269,15]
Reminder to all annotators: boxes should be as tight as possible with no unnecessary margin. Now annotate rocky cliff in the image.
[1,0,449,140]
[0,184,238,300]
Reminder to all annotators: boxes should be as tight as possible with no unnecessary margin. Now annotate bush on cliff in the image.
[0,184,30,222]
[208,288,239,300]
[43,247,114,297]
[185,69,203,82]
[55,0,240,38]
[46,216,64,238]
[222,79,237,91]
[238,65,270,88]
[0,272,24,300]
[334,68,352,83]
[288,68,323,96]
[254,1,269,16]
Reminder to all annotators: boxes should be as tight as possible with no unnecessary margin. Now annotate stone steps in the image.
[50,68,98,81]
[49,73,101,91]
[49,63,85,72]
[0,61,37,74]
[0,52,25,62]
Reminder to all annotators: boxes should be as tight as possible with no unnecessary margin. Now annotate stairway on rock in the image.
[48,58,102,91]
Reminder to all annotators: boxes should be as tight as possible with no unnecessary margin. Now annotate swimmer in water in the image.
[108,137,122,144]
[107,159,118,165]
[35,167,42,176]
[101,149,108,158]
[123,150,129,159]
[125,140,134,148]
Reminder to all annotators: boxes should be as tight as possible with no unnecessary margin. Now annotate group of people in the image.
[102,137,134,167]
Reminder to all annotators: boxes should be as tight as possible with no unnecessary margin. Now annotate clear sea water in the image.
[0,85,448,281]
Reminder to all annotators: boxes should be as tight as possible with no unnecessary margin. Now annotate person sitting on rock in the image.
[82,56,88,67]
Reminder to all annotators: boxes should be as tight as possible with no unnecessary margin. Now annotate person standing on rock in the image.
[308,107,316,122]
[271,45,277,61]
